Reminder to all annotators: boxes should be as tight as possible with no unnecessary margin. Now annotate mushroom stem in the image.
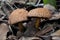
[18,23,24,32]
[35,18,40,29]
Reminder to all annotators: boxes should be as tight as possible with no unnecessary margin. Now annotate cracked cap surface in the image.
[9,8,28,24]
[28,8,52,18]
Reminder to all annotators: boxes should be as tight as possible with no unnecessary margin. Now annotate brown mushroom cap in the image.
[9,8,28,24]
[28,8,52,18]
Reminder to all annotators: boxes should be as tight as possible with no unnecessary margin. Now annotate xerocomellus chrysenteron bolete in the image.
[9,8,28,32]
[28,8,52,29]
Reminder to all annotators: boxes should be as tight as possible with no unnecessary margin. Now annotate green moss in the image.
[43,0,57,8]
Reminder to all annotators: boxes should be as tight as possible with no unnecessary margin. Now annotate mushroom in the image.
[51,30,60,40]
[28,8,52,29]
[9,8,28,32]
